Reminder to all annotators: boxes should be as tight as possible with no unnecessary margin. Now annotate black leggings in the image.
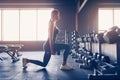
[28,44,70,67]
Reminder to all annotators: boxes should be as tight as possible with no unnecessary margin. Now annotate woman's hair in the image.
[51,9,60,17]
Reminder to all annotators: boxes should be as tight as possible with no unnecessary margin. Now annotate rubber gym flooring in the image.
[0,51,93,80]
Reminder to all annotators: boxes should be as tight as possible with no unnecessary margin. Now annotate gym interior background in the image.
[0,0,120,80]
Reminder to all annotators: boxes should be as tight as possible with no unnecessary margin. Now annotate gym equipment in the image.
[88,62,118,80]
[79,57,95,69]
[78,49,94,69]
[89,74,120,80]
[88,53,117,80]
[0,44,23,63]
[103,26,120,44]
[87,51,93,56]
[93,53,99,59]
[7,44,23,57]
[74,30,120,80]
[101,55,110,63]
[97,62,116,74]
[83,34,89,42]
[95,33,105,43]
[79,36,85,42]
[71,49,78,58]
[87,33,95,42]
[0,45,18,62]
[70,30,80,59]
[96,53,102,61]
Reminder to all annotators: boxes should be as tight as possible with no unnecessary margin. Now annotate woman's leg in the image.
[54,44,72,70]
[28,52,51,67]
[22,41,51,68]
[23,51,51,67]
[54,44,70,65]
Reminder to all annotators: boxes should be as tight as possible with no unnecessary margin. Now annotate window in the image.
[0,10,1,40]
[2,9,19,41]
[0,8,53,41]
[114,9,120,27]
[20,9,37,41]
[98,8,120,32]
[37,9,52,41]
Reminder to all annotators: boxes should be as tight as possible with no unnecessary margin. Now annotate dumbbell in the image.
[71,44,77,48]
[81,47,87,53]
[81,55,86,61]
[77,37,81,42]
[88,58,98,68]
[96,54,110,63]
[93,53,99,59]
[87,51,93,56]
[96,53,102,60]
[83,36,88,42]
[79,53,84,60]
[71,40,76,44]
[83,34,88,42]
[84,56,92,64]
[87,33,95,42]
[103,26,120,43]
[72,50,79,59]
[80,36,85,42]
[75,53,84,63]
[71,49,76,56]
[87,36,93,42]
[71,34,75,38]
[80,57,95,69]
[87,59,94,68]
[101,55,110,63]
[95,33,105,43]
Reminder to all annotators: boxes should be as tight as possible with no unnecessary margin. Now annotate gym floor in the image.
[0,51,93,80]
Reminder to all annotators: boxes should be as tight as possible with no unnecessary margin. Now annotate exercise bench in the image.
[7,44,24,57]
[0,44,23,63]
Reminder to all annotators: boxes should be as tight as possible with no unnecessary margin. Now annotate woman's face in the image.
[53,13,60,21]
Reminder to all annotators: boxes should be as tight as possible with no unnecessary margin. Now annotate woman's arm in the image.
[48,21,55,55]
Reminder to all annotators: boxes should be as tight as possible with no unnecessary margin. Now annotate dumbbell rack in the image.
[72,33,94,69]
[70,30,79,58]
[70,31,120,79]
[88,41,120,80]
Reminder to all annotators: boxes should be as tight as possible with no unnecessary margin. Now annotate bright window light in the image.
[98,8,113,32]
[114,9,120,27]
[2,9,19,41]
[0,8,53,41]
[37,8,53,41]
[98,8,120,32]
[20,9,37,41]
[0,10,1,40]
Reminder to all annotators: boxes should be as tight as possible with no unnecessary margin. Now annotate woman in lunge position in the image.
[22,9,72,70]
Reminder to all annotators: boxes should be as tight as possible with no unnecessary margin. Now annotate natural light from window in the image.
[20,9,37,41]
[3,9,19,41]
[37,9,52,41]
[0,10,1,40]
[98,8,120,33]
[0,8,53,41]
[98,8,113,32]
[114,9,120,27]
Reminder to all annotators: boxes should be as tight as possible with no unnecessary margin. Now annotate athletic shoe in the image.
[22,58,28,68]
[60,64,73,70]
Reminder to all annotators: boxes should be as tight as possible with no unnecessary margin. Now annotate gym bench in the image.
[0,44,23,63]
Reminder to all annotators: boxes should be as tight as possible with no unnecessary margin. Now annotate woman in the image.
[22,9,72,70]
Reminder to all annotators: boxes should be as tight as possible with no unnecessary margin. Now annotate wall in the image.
[0,0,76,51]
[77,0,120,63]
[77,0,98,36]
[77,0,120,36]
